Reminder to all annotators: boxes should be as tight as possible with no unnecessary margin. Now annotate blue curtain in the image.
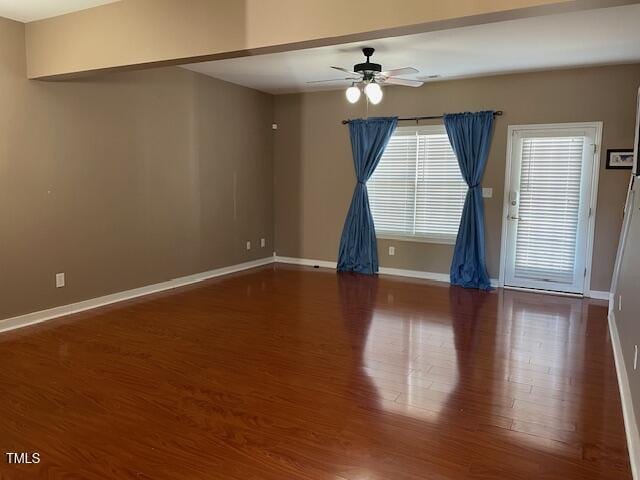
[444,111,494,290]
[337,117,398,274]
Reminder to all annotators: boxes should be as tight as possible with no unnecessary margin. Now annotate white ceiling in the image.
[0,0,119,22]
[184,4,640,94]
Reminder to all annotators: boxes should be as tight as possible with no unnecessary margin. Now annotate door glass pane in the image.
[513,136,584,284]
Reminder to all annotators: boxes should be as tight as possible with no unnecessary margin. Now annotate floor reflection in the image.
[337,270,629,478]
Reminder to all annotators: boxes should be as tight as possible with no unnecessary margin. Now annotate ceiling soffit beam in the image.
[25,0,639,80]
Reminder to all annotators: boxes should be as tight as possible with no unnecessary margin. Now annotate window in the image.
[368,125,467,243]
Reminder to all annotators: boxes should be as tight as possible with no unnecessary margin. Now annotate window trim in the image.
[370,124,464,245]
[376,233,457,245]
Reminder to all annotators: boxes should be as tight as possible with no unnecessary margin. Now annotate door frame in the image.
[498,121,603,295]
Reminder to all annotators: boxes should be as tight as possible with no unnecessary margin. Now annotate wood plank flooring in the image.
[0,264,631,479]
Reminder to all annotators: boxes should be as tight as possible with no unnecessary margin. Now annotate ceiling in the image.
[0,0,119,22]
[184,4,640,94]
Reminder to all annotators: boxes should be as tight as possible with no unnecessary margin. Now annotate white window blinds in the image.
[368,126,467,241]
[514,136,585,283]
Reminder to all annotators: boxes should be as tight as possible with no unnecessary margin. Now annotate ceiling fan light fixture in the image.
[364,81,383,105]
[345,83,361,104]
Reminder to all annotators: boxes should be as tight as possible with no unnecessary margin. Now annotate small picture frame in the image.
[606,149,634,169]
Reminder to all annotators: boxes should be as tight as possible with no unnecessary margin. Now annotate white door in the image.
[502,123,600,295]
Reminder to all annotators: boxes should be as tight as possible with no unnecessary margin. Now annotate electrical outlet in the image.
[260,238,266,248]
[482,188,493,198]
[619,295,623,312]
[388,246,395,256]
[635,345,638,371]
[246,241,251,250]
[55,273,65,288]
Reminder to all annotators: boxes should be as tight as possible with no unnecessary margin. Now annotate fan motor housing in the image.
[354,47,382,77]
[353,62,382,74]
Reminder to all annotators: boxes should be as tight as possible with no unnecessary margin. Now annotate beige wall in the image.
[273,64,640,292]
[2,10,638,322]
[0,17,274,320]
[24,0,591,79]
[613,178,640,428]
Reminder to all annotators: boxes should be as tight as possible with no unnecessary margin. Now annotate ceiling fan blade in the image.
[331,66,359,75]
[382,77,424,87]
[306,77,359,84]
[380,67,419,77]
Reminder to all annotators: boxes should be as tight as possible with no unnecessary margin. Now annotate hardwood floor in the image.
[0,264,631,479]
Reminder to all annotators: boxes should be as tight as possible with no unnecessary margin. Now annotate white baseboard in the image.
[273,256,337,269]
[274,255,499,287]
[0,257,274,335]
[0,254,491,335]
[588,290,611,300]
[379,266,450,283]
[3,253,579,335]
[609,311,640,480]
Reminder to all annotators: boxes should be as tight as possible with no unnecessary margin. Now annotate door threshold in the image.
[503,285,583,298]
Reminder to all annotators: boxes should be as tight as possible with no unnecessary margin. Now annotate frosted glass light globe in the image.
[364,82,383,104]
[345,85,361,104]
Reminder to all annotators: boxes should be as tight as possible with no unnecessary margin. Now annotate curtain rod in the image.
[341,110,503,125]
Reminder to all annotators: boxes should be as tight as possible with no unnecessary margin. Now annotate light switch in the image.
[482,188,493,198]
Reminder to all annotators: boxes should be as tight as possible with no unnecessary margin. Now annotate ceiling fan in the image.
[308,47,424,104]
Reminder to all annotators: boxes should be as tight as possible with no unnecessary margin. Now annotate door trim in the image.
[498,122,603,294]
